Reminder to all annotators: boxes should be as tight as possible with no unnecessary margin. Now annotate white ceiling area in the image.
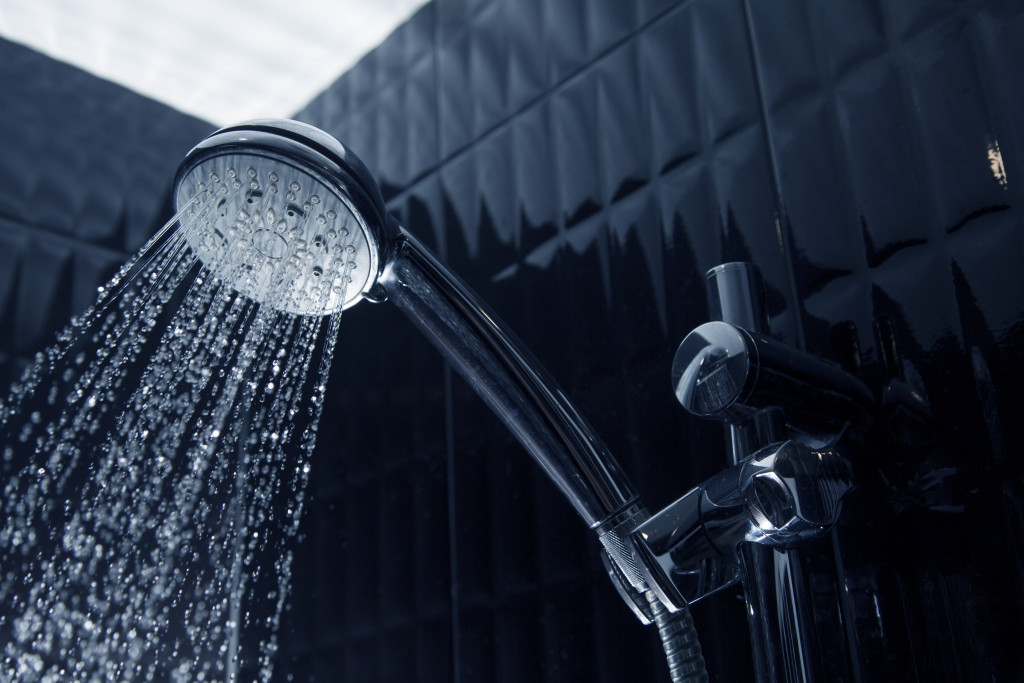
[0,0,430,125]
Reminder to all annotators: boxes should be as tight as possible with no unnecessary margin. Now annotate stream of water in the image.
[0,183,353,681]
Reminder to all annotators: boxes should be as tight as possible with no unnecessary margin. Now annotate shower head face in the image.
[173,120,389,316]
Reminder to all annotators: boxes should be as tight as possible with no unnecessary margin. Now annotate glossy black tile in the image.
[3,0,1024,680]
[438,30,474,157]
[501,0,549,113]
[596,42,651,203]
[468,3,510,138]
[552,72,603,227]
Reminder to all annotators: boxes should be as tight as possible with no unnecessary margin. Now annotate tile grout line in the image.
[740,0,807,350]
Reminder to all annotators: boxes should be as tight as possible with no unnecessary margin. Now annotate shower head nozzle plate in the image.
[172,120,389,316]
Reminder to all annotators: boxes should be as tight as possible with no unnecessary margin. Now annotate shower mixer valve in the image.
[628,263,870,613]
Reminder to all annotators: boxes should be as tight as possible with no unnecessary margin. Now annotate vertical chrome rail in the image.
[705,263,820,683]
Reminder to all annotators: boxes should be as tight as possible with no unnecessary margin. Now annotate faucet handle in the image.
[672,321,875,445]
[737,441,853,545]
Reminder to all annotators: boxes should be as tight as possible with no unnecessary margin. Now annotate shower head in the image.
[171,119,655,640]
[173,119,392,315]
[174,117,638,540]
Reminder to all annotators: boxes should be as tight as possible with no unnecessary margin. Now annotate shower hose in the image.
[645,589,709,683]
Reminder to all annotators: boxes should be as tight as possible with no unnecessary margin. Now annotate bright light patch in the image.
[987,136,1008,190]
[0,0,429,125]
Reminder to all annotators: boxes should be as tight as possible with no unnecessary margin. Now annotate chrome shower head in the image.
[174,117,637,537]
[171,120,653,646]
[173,119,391,315]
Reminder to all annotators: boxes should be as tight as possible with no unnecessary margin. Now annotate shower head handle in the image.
[380,227,641,528]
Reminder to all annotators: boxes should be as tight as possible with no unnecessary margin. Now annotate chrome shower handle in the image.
[378,222,640,529]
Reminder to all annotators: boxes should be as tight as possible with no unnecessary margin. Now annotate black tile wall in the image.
[1,0,1022,679]
[289,0,1024,680]
[0,38,213,388]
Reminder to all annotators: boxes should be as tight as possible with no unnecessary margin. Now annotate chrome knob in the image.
[631,441,853,610]
[672,321,751,417]
[741,441,853,544]
[672,321,874,442]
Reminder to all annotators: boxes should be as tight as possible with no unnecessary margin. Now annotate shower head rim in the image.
[175,119,387,228]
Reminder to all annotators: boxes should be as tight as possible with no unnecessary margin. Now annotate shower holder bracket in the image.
[631,439,852,611]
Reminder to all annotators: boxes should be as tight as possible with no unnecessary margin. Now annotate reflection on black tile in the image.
[469,3,510,137]
[542,0,590,84]
[597,42,651,203]
[406,58,441,181]
[639,9,703,174]
[438,30,474,157]
[745,0,819,110]
[502,0,549,113]
[511,105,560,253]
[834,59,935,256]
[553,73,603,227]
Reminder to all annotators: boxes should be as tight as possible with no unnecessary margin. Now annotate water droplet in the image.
[0,199,344,680]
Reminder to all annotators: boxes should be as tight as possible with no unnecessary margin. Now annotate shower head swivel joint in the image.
[173,119,393,316]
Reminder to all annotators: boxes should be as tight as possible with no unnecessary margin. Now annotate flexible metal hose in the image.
[645,590,709,683]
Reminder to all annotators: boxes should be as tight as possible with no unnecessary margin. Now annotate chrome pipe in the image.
[704,263,821,683]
